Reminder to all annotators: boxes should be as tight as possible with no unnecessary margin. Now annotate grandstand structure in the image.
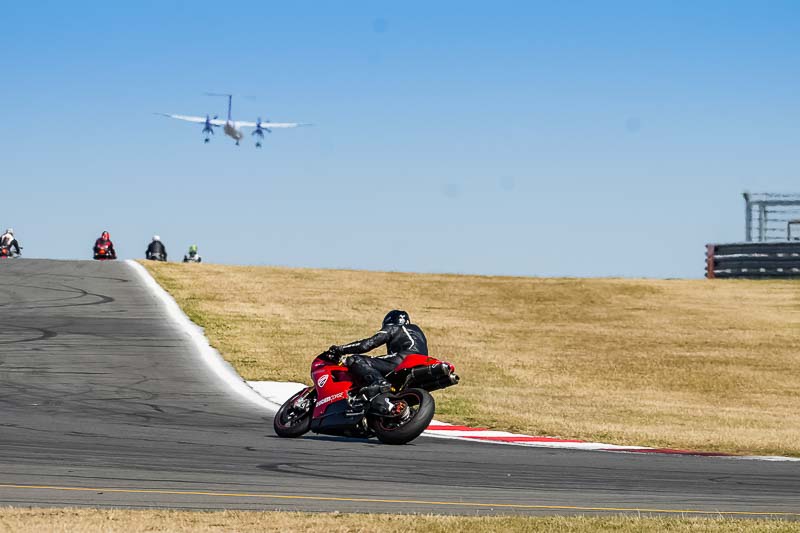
[706,192,800,279]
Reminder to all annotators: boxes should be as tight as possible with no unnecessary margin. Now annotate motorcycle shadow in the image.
[265,433,383,446]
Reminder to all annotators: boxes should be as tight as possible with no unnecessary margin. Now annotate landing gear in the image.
[204,137,210,144]
[235,140,240,146]
[255,142,262,148]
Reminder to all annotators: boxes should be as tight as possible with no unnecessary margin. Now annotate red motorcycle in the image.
[0,245,19,259]
[274,352,459,444]
[93,243,116,260]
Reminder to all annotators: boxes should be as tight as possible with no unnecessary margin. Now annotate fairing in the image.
[310,357,354,419]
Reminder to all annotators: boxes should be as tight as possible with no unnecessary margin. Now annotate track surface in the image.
[0,259,798,517]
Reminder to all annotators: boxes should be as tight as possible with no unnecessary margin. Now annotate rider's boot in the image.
[360,379,391,400]
[360,379,394,415]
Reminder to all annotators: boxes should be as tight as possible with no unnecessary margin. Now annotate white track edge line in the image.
[126,260,280,412]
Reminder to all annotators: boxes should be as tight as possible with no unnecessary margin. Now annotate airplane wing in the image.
[156,113,225,126]
[237,120,310,129]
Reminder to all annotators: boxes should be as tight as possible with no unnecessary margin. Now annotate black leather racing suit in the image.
[146,241,167,260]
[336,324,429,387]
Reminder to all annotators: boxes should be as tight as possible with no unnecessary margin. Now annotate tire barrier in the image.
[705,242,800,279]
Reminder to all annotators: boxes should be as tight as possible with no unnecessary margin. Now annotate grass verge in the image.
[0,508,798,532]
[142,262,800,456]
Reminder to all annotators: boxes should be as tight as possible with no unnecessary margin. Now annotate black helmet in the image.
[382,309,410,328]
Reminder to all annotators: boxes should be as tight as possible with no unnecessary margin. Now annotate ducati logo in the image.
[317,375,329,388]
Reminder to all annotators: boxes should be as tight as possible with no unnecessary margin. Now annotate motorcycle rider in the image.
[183,244,202,263]
[328,310,428,401]
[146,235,167,261]
[94,231,116,259]
[0,228,21,255]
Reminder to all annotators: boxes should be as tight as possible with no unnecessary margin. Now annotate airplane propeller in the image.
[203,115,219,143]
[252,117,271,148]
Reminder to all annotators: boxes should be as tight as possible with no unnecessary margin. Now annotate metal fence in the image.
[743,192,800,242]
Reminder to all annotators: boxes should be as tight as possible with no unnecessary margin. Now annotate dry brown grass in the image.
[0,508,797,532]
[143,262,800,456]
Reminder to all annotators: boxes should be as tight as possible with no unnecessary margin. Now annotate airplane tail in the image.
[205,92,233,121]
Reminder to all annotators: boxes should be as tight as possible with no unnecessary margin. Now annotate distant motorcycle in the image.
[183,245,201,263]
[0,245,20,259]
[274,351,459,445]
[93,243,116,260]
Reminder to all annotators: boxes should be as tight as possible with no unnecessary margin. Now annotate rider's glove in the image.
[328,345,343,357]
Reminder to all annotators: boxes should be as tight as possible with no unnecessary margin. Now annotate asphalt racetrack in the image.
[0,259,798,517]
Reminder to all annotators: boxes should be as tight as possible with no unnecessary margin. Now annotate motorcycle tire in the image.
[369,388,435,445]
[273,387,315,438]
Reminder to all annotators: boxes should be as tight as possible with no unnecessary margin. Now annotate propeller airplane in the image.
[157,93,309,148]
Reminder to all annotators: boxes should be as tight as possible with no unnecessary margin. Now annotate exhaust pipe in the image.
[414,373,459,392]
[409,363,452,383]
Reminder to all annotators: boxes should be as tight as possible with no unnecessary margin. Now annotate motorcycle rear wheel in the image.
[273,387,315,438]
[369,388,435,445]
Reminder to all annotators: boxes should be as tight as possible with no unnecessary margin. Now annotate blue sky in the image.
[2,1,798,277]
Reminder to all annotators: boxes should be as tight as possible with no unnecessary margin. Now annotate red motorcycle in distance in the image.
[93,243,116,260]
[0,245,20,259]
[274,352,459,445]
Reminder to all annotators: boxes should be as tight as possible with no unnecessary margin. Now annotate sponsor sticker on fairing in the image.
[315,391,345,407]
[317,374,329,388]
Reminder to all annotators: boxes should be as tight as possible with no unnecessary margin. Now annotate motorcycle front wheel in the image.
[369,388,435,445]
[273,387,315,438]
